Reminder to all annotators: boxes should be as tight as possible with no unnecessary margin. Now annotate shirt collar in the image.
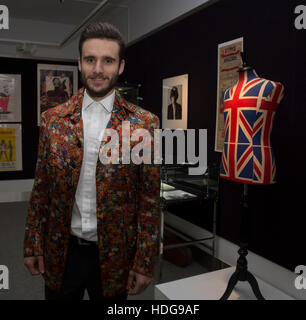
[83,89,115,113]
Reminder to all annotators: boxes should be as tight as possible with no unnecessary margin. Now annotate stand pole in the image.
[220,184,265,300]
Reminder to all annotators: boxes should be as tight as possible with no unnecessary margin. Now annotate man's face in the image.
[53,78,60,87]
[78,38,125,100]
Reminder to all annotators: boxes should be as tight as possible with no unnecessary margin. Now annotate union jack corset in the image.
[220,69,284,185]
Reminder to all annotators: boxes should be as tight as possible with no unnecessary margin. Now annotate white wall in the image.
[0,179,33,203]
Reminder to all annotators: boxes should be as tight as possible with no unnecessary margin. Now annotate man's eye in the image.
[105,59,113,64]
[86,58,94,63]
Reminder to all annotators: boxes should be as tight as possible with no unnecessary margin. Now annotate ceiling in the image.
[1,0,132,25]
[0,0,133,58]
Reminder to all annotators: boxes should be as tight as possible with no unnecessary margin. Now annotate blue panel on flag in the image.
[238,127,249,143]
[253,173,259,181]
[253,146,262,164]
[224,89,230,100]
[225,126,229,142]
[238,158,253,179]
[253,128,262,146]
[241,110,255,126]
[220,160,226,174]
[224,111,229,141]
[223,142,228,157]
[237,144,249,160]
[247,70,258,82]
[263,81,274,98]
[244,82,263,97]
[237,144,250,160]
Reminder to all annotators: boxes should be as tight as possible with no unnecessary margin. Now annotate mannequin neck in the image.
[238,68,258,82]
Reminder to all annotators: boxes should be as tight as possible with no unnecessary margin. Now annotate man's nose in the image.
[93,61,104,74]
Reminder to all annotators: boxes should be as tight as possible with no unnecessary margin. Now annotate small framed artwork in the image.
[37,64,78,125]
[162,74,188,130]
[0,123,22,171]
[0,74,21,122]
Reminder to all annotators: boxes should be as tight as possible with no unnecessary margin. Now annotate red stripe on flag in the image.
[243,78,263,91]
[237,147,252,171]
[253,118,264,135]
[254,161,262,181]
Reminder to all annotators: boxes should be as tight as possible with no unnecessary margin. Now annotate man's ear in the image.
[119,59,125,75]
[78,57,81,72]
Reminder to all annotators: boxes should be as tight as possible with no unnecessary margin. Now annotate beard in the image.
[81,71,119,99]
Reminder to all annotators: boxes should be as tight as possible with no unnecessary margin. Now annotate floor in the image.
[0,201,227,300]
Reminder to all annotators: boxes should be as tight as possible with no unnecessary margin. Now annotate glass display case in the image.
[116,82,142,106]
[157,162,219,282]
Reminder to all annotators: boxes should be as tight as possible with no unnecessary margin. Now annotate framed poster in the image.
[0,124,22,171]
[215,37,243,152]
[0,74,21,122]
[37,64,78,125]
[162,74,188,130]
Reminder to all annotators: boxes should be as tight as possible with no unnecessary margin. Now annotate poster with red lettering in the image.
[215,38,243,152]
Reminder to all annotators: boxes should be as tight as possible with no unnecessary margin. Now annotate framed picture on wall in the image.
[0,123,22,171]
[162,74,188,130]
[215,37,243,152]
[0,74,21,123]
[37,64,78,125]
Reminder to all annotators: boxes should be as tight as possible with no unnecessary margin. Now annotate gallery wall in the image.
[0,0,304,272]
[0,58,79,180]
[122,0,306,271]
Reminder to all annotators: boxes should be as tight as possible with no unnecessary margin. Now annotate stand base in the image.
[220,269,265,300]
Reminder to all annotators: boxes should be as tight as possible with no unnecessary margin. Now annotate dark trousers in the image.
[45,235,128,301]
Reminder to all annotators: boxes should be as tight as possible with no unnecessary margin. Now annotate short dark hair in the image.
[170,87,179,100]
[79,22,125,61]
[52,77,60,84]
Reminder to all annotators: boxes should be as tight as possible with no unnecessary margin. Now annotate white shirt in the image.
[71,89,115,241]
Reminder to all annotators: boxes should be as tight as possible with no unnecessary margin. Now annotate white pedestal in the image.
[155,267,295,300]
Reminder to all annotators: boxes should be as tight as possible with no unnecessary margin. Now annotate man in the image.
[24,22,160,300]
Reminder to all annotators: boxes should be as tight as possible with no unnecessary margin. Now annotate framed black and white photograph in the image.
[37,64,78,125]
[162,74,188,129]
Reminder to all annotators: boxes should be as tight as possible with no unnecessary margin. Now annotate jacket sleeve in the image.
[24,113,50,257]
[132,115,161,277]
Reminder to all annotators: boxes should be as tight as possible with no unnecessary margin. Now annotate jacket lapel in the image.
[60,88,136,164]
[59,88,85,151]
[101,89,135,147]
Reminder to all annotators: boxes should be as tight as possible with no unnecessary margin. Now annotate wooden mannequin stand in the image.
[220,184,265,300]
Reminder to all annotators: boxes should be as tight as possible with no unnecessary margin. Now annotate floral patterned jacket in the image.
[24,88,160,297]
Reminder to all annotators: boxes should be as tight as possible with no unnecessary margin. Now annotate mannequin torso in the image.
[220,69,284,184]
